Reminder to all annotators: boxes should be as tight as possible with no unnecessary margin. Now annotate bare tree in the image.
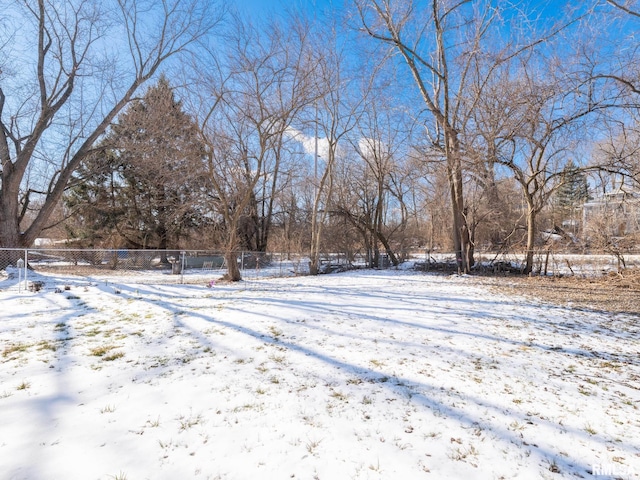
[304,27,367,275]
[196,15,315,281]
[589,1,640,190]
[332,95,413,267]
[356,0,595,273]
[481,54,607,273]
[356,0,489,272]
[605,0,640,69]
[0,0,222,261]
[594,119,640,190]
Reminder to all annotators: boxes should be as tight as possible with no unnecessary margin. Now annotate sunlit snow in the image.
[1,268,638,479]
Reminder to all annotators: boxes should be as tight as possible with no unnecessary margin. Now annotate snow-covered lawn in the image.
[0,269,638,480]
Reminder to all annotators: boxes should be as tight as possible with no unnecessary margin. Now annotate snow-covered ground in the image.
[0,268,638,480]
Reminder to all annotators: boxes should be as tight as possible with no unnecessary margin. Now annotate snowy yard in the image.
[0,269,638,480]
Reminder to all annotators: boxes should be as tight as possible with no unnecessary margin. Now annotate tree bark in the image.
[224,250,241,281]
[447,134,473,273]
[524,200,536,275]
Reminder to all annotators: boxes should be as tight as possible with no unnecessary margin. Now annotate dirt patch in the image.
[474,269,640,316]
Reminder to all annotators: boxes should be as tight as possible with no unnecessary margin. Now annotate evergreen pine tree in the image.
[554,160,589,233]
[64,76,207,251]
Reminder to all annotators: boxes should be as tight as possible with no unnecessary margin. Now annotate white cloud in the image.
[357,136,390,161]
[285,127,330,160]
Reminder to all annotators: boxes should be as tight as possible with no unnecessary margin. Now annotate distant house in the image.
[582,190,640,236]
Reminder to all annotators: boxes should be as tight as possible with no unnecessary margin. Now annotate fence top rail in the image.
[0,248,315,257]
[0,248,224,253]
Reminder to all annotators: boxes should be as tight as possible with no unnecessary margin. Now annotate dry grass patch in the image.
[478,269,640,315]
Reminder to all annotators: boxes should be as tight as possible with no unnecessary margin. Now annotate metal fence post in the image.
[180,251,185,284]
[17,257,24,293]
[24,249,28,291]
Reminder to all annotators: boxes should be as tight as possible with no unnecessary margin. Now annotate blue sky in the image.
[232,0,340,17]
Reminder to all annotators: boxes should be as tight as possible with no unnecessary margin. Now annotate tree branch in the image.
[607,0,640,18]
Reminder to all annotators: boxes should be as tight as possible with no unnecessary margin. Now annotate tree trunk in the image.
[309,146,335,276]
[524,203,536,275]
[0,208,21,248]
[0,209,23,270]
[309,204,323,275]
[221,220,242,281]
[450,191,464,273]
[0,181,27,269]
[448,149,472,274]
[375,230,399,266]
[224,250,241,282]
[0,162,25,249]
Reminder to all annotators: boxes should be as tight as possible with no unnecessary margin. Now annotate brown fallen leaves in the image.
[476,269,640,316]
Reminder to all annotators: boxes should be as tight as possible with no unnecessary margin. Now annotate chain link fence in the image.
[0,248,317,286]
[2,247,639,291]
[421,250,640,275]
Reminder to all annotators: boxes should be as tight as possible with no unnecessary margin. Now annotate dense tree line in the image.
[2,0,640,277]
